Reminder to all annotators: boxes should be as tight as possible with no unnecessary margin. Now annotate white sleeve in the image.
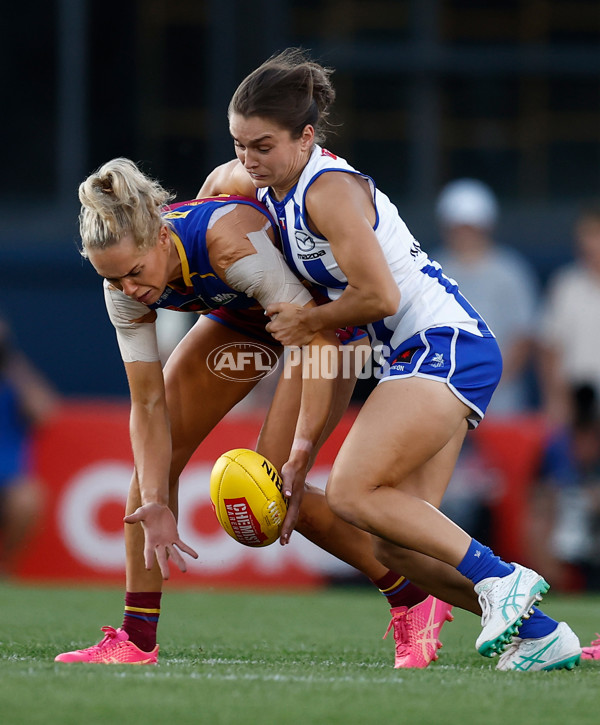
[103,280,160,363]
[223,227,312,309]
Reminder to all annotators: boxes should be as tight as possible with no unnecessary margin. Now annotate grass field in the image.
[1,582,598,725]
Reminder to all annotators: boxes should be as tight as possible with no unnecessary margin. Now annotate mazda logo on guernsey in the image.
[295,231,316,252]
[207,342,279,381]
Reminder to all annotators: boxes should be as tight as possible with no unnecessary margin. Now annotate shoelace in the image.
[86,626,120,653]
[589,633,600,647]
[478,590,492,626]
[383,612,411,656]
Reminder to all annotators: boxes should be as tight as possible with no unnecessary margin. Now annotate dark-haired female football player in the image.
[199,47,582,671]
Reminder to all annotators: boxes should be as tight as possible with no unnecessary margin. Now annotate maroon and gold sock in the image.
[373,570,428,610]
[122,592,162,652]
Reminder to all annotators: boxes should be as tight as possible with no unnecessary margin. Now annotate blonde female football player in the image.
[198,48,582,671]
[55,158,452,668]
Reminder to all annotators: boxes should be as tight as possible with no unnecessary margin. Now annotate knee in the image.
[325,469,360,525]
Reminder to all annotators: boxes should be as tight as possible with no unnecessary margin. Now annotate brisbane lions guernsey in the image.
[102,196,278,363]
[150,196,275,314]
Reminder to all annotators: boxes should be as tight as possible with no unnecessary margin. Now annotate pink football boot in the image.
[581,633,600,660]
[384,595,454,668]
[55,626,159,665]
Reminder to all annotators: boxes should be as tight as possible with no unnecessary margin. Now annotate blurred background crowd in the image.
[1,0,599,588]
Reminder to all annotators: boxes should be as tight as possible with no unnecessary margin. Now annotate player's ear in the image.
[158,225,170,248]
[300,124,315,151]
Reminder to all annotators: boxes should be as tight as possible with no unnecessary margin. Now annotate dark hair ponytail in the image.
[228,48,336,143]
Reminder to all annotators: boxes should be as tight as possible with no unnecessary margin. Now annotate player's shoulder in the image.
[230,159,256,191]
[305,169,370,224]
[304,148,365,193]
[211,158,255,196]
[207,196,274,232]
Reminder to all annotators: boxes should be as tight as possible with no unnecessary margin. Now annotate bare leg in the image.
[125,318,270,591]
[259,351,479,602]
[374,540,480,614]
[125,330,388,591]
[327,378,474,565]
[257,339,390,580]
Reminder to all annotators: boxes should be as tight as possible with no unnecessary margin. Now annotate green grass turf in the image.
[1,582,598,725]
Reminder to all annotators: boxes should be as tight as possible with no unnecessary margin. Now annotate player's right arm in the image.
[206,205,337,543]
[197,159,255,198]
[104,282,198,577]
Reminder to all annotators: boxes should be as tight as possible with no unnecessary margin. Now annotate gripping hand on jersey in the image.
[265,302,316,347]
[124,502,198,579]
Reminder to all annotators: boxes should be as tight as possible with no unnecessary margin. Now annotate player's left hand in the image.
[124,502,199,579]
[265,302,315,347]
[279,450,310,546]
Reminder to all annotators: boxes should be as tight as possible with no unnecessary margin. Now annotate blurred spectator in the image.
[0,316,59,575]
[528,383,600,592]
[538,203,600,425]
[434,178,540,416]
[435,179,539,543]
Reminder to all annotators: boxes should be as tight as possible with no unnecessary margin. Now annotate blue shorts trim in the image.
[377,326,503,428]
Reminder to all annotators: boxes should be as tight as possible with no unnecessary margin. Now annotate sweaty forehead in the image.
[229,114,287,143]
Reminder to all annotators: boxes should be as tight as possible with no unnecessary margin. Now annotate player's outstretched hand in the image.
[124,502,198,579]
[279,450,310,546]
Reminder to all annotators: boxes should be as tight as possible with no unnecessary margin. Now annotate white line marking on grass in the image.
[3,656,406,685]
[141,670,405,685]
[167,657,389,670]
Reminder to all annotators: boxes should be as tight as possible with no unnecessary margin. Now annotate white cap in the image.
[436,178,498,229]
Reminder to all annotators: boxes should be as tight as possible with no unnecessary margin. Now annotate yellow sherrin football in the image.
[209,448,288,547]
